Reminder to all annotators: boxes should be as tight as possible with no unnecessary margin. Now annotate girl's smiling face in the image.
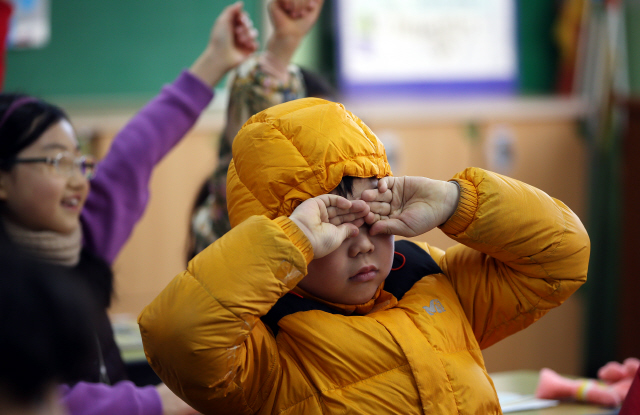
[0,120,90,234]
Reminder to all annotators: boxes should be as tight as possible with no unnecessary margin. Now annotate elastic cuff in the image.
[274,217,314,264]
[438,179,478,235]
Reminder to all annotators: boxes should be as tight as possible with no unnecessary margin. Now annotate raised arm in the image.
[81,2,258,263]
[190,1,324,256]
[221,0,324,157]
[140,216,310,414]
[364,167,590,349]
[435,168,589,348]
[140,194,368,414]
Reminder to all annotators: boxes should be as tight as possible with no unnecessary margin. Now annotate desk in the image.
[491,371,619,414]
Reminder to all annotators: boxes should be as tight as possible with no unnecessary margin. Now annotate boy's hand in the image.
[189,2,259,88]
[361,176,460,237]
[289,195,370,259]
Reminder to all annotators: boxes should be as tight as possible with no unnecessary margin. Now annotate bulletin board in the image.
[334,0,518,97]
[4,0,261,98]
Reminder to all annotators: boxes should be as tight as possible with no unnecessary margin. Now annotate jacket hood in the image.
[227,98,392,227]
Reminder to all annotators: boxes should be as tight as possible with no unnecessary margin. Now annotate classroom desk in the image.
[491,371,619,415]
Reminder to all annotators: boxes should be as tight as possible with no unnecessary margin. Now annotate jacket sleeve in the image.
[81,70,214,264]
[138,215,313,415]
[434,167,590,349]
[60,381,162,415]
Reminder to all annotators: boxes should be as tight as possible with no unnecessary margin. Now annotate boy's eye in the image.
[358,222,372,230]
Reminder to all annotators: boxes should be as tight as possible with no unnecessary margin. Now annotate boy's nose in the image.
[348,226,375,257]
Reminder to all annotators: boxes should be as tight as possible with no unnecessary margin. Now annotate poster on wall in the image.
[335,0,518,97]
[8,0,50,49]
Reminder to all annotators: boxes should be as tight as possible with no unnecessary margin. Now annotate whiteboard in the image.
[335,0,518,96]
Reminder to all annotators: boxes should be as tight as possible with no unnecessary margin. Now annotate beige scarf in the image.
[2,217,82,267]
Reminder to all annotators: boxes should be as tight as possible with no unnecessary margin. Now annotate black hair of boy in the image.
[0,242,96,405]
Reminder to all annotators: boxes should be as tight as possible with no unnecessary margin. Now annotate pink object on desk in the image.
[535,358,640,408]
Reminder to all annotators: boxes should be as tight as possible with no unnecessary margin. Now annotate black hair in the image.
[0,93,68,171]
[300,68,337,101]
[0,242,96,405]
[333,176,356,198]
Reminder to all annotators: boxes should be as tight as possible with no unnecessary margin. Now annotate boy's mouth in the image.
[350,266,378,283]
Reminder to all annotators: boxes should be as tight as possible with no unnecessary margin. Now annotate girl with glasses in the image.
[0,2,258,415]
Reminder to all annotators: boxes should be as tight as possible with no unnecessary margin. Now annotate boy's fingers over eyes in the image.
[374,176,389,193]
[326,206,368,218]
[367,201,391,216]
[317,194,352,210]
[327,208,370,225]
[365,212,389,225]
[328,213,357,225]
[369,219,410,236]
[361,188,392,203]
[327,203,369,224]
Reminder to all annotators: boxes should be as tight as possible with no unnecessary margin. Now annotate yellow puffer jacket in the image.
[139,99,589,415]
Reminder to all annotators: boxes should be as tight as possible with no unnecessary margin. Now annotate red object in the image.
[391,251,406,271]
[620,369,640,415]
[0,1,12,90]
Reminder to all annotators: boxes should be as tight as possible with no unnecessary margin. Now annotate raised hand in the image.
[361,176,460,237]
[190,1,259,88]
[271,0,323,39]
[262,0,324,75]
[289,195,371,259]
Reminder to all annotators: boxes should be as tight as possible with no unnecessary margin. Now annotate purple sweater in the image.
[82,70,213,264]
[61,70,214,415]
[60,382,162,415]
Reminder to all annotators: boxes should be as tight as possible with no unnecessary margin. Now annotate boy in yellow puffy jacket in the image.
[139,98,590,415]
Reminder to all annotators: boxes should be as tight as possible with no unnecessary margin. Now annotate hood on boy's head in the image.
[227,98,392,228]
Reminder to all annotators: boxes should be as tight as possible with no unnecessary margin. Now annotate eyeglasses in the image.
[12,152,96,179]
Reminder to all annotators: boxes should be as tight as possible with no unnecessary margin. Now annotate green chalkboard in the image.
[5,0,566,99]
[4,0,262,99]
[516,0,559,94]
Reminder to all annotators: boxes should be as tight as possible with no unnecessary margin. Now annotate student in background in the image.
[0,244,95,415]
[190,0,330,257]
[0,2,257,414]
[140,98,590,414]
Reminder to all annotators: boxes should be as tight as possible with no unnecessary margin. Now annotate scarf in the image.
[2,217,82,267]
